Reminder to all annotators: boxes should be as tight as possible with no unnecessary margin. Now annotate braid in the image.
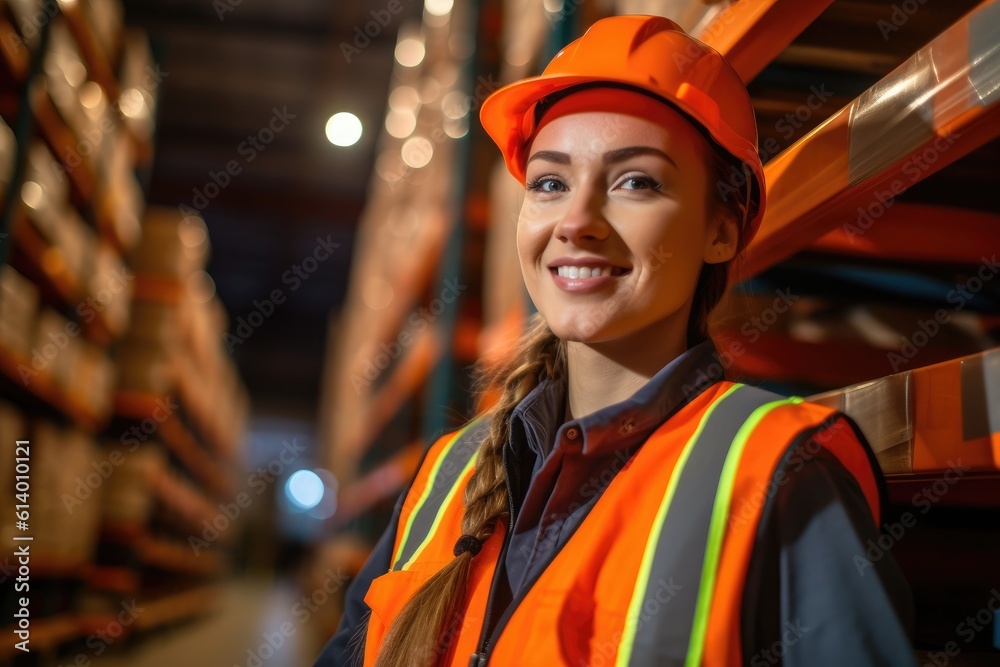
[374,313,565,666]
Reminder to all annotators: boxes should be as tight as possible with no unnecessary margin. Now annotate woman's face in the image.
[517,94,734,346]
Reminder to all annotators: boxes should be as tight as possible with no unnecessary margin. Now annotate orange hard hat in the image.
[480,14,765,247]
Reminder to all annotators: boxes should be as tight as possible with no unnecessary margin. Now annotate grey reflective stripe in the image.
[623,384,793,667]
[391,416,489,571]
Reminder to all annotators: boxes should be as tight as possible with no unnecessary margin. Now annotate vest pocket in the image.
[362,561,454,664]
[364,561,449,627]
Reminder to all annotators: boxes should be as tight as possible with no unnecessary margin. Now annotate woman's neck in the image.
[564,315,689,421]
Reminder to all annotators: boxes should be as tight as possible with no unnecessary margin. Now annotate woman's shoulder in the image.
[724,381,865,442]
[409,413,493,482]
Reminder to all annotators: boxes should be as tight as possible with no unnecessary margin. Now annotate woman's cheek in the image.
[517,220,552,262]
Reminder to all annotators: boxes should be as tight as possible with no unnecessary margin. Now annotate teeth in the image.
[557,265,616,278]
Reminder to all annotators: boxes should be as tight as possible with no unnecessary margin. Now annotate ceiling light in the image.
[395,37,425,68]
[425,0,453,16]
[325,112,363,147]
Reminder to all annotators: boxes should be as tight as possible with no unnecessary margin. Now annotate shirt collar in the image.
[508,338,726,460]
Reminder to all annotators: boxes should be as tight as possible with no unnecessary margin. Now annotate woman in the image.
[316,15,916,667]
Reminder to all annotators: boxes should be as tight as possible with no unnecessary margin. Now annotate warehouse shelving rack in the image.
[0,0,246,661]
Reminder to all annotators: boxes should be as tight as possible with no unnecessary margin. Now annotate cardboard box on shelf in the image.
[0,401,27,536]
[74,339,116,417]
[809,347,1000,474]
[21,141,70,243]
[116,28,157,149]
[132,206,208,279]
[0,117,15,192]
[89,241,133,336]
[4,0,47,51]
[53,205,97,291]
[18,421,105,567]
[0,265,40,357]
[56,428,103,564]
[115,339,175,396]
[100,441,164,526]
[131,207,209,278]
[29,419,64,562]
[91,127,144,251]
[44,21,103,166]
[34,308,82,391]
[84,0,124,63]
[126,300,179,345]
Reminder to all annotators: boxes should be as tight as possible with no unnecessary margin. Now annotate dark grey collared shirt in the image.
[316,339,918,666]
[503,339,725,601]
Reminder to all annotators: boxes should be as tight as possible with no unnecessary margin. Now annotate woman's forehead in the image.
[527,109,706,164]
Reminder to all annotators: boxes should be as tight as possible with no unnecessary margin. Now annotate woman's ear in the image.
[703,208,739,264]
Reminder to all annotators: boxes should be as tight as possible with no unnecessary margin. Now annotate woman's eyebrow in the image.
[603,146,677,168]
[525,146,677,169]
[526,150,570,166]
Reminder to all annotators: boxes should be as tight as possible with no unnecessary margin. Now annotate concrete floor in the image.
[87,578,324,667]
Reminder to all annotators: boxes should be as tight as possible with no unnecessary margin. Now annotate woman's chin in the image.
[547,317,615,344]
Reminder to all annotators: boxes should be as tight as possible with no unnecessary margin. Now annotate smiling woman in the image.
[314,14,917,667]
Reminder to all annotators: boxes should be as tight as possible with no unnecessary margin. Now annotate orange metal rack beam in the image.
[808,203,1000,265]
[744,0,1000,278]
[694,0,836,82]
[336,324,442,484]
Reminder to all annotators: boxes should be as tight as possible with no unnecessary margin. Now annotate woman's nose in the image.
[553,183,610,244]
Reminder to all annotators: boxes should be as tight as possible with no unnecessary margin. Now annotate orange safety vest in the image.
[362,381,881,666]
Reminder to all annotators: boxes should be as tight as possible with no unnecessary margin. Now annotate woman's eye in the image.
[527,177,566,193]
[619,175,660,191]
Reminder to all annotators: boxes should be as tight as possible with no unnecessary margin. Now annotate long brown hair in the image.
[372,140,750,667]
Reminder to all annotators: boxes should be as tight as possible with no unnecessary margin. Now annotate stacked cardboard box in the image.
[0,265,38,357]
[99,441,164,527]
[0,116,14,192]
[0,400,26,547]
[121,207,248,456]
[6,419,103,569]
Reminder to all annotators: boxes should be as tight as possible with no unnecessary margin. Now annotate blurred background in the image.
[0,0,998,665]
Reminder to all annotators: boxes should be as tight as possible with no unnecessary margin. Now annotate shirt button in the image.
[566,427,579,440]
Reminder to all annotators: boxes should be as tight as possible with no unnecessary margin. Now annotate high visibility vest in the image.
[362,381,881,667]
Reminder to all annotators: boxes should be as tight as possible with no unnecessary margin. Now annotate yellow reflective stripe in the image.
[683,396,802,667]
[614,383,743,667]
[392,419,480,570]
[400,449,479,571]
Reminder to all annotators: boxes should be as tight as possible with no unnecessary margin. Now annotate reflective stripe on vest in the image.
[392,416,489,571]
[617,383,801,667]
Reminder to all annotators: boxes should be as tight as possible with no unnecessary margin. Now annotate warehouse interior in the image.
[0,0,998,665]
